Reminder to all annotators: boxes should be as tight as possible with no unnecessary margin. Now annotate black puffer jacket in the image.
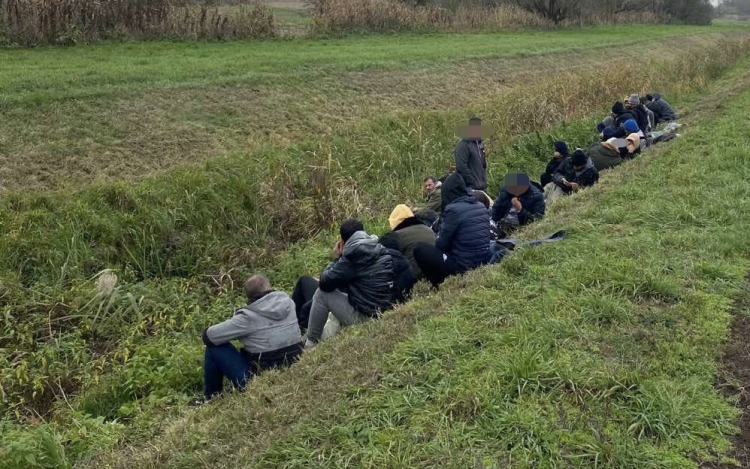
[552,156,599,194]
[319,231,394,317]
[437,196,491,271]
[491,184,546,225]
[631,106,650,133]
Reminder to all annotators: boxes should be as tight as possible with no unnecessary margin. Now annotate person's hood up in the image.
[612,102,626,115]
[602,127,616,140]
[441,172,468,211]
[389,204,414,230]
[574,158,595,176]
[246,291,294,321]
[343,231,385,263]
[652,93,662,101]
[626,133,641,148]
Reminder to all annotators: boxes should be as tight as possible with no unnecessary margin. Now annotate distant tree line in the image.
[404,0,714,24]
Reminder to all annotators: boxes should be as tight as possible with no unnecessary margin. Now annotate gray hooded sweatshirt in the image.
[205,291,302,353]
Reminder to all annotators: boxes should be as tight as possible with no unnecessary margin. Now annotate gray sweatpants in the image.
[306,289,369,343]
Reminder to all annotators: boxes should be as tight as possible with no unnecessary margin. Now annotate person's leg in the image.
[307,288,368,343]
[540,172,552,187]
[414,243,450,287]
[203,343,252,399]
[293,276,319,309]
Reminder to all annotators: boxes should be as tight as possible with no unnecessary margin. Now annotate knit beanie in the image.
[602,127,616,140]
[554,140,569,157]
[628,94,640,106]
[388,204,414,230]
[572,149,587,167]
[623,119,639,133]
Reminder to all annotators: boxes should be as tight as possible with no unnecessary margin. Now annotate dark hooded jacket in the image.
[552,156,599,193]
[454,138,487,191]
[491,184,545,225]
[647,93,677,123]
[437,196,491,271]
[440,172,469,213]
[384,247,417,304]
[630,105,650,133]
[319,231,394,317]
[380,217,436,279]
[587,141,623,171]
[612,102,637,129]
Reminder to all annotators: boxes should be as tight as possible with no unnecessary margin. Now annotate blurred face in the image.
[506,184,529,197]
[424,179,435,195]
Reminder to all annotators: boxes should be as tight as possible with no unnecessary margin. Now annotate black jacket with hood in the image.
[454,137,488,191]
[552,156,599,194]
[319,231,395,317]
[437,195,491,271]
[491,184,546,226]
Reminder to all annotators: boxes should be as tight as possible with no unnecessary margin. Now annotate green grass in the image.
[0,25,747,191]
[89,59,750,469]
[2,28,750,469]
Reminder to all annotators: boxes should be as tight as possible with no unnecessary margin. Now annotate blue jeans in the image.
[204,343,252,398]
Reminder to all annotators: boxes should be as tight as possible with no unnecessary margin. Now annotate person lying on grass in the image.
[304,219,396,348]
[201,275,303,400]
[625,94,650,134]
[543,149,599,205]
[415,175,491,287]
[646,92,677,124]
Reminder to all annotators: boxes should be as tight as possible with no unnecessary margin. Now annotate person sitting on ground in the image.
[304,219,395,347]
[611,101,637,130]
[454,116,488,191]
[491,171,546,230]
[414,187,491,287]
[587,132,624,171]
[640,96,656,132]
[419,176,443,214]
[646,93,677,124]
[540,141,569,187]
[376,235,417,304]
[625,94,649,133]
[202,275,303,399]
[379,204,436,279]
[543,149,599,204]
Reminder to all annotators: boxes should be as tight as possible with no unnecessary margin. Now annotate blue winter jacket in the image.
[436,196,491,271]
[491,185,546,225]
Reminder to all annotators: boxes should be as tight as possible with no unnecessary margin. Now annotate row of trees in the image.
[407,0,714,24]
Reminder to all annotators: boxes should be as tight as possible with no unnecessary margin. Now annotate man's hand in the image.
[511,197,522,211]
[333,239,345,259]
[569,182,580,191]
[561,177,571,187]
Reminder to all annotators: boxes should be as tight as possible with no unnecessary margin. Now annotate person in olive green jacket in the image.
[421,176,442,214]
[379,205,436,279]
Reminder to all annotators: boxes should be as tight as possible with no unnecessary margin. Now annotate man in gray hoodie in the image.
[202,275,303,398]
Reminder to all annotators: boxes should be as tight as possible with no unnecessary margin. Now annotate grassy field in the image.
[2,24,750,469]
[0,24,746,191]
[87,59,750,469]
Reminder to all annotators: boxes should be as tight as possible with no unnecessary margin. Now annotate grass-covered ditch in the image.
[1,35,750,468]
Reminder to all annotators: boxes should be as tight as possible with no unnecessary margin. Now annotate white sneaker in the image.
[304,339,316,349]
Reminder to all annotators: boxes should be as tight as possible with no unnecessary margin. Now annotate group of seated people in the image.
[198,93,678,401]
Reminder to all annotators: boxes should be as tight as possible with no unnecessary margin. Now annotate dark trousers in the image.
[292,276,319,329]
[540,172,553,188]
[204,343,252,398]
[414,243,461,287]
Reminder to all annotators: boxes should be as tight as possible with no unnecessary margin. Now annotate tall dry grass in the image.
[0,0,275,45]
[308,0,553,34]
